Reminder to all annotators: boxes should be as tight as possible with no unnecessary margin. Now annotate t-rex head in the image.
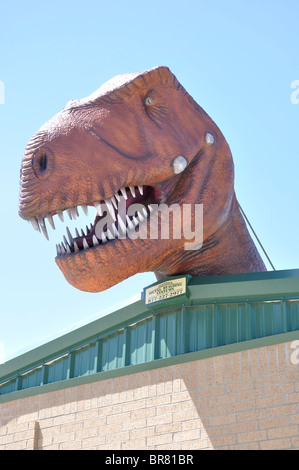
[18,66,265,292]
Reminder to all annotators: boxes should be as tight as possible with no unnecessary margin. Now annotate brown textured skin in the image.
[18,66,266,292]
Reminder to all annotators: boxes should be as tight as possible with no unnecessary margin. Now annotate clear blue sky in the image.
[0,0,298,362]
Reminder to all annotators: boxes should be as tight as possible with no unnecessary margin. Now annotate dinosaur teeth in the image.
[29,184,151,253]
[105,198,116,221]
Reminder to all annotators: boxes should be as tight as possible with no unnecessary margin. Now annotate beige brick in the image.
[206,357,215,386]
[267,404,297,417]
[75,427,98,440]
[147,413,172,427]
[237,409,267,422]
[211,434,237,447]
[231,442,260,450]
[131,406,156,420]
[122,418,146,431]
[235,388,264,401]
[130,426,155,440]
[255,395,285,409]
[2,341,299,451]
[181,439,210,450]
[181,418,204,431]
[82,435,105,449]
[287,392,299,403]
[199,405,227,417]
[209,414,236,426]
[260,416,290,429]
[230,421,258,434]
[122,438,146,450]
[147,433,173,447]
[105,430,130,444]
[265,383,294,396]
[227,400,256,413]
[156,422,182,435]
[237,430,267,444]
[267,425,298,439]
[255,375,285,388]
[260,438,292,450]
[172,409,199,423]
[173,428,201,442]
[53,431,75,444]
[106,411,130,425]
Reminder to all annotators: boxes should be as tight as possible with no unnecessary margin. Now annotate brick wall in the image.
[0,340,299,450]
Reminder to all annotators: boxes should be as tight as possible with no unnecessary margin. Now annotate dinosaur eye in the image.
[144,96,154,106]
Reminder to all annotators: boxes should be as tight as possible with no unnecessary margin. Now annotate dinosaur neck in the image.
[154,195,267,280]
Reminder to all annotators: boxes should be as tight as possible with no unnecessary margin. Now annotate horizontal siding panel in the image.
[1,295,299,396]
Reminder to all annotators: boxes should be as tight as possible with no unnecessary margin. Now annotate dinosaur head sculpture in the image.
[19,66,266,292]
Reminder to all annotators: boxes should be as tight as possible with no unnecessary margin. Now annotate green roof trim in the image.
[1,268,299,402]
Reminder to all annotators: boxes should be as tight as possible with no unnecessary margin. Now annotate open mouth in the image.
[29,185,159,257]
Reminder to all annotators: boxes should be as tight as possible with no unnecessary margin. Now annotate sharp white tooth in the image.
[74,241,79,252]
[115,192,120,202]
[38,217,49,240]
[138,186,143,195]
[126,215,134,230]
[63,236,71,253]
[46,213,55,230]
[70,207,78,219]
[94,201,103,217]
[112,222,119,238]
[137,211,145,222]
[107,229,114,240]
[81,204,89,216]
[67,209,73,220]
[129,186,136,197]
[142,207,148,218]
[57,211,64,222]
[120,188,128,200]
[92,235,99,246]
[117,214,127,233]
[132,216,139,227]
[105,199,116,221]
[30,217,40,232]
[101,232,107,243]
[83,238,89,249]
[111,195,118,210]
[66,227,74,246]
[75,228,80,238]
[61,242,66,254]
[148,204,154,212]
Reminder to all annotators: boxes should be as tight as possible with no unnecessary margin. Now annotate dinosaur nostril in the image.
[39,152,48,172]
[32,147,54,180]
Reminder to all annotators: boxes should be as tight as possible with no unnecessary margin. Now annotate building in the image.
[1,270,299,450]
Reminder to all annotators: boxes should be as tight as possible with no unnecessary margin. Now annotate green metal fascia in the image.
[1,269,299,389]
[0,329,298,404]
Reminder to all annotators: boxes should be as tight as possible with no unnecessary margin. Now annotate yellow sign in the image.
[145,277,187,305]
